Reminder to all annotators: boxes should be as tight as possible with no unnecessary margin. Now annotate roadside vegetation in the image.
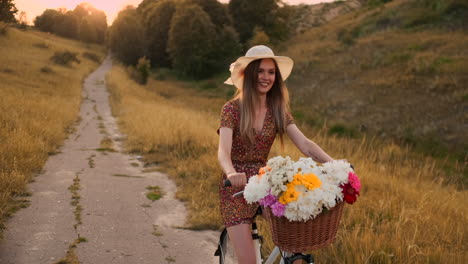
[0,27,105,238]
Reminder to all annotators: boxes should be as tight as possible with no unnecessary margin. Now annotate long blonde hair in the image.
[232,58,291,145]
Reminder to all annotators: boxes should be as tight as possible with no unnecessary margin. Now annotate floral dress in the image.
[218,100,294,227]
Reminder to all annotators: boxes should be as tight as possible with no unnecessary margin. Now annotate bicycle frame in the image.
[215,222,314,264]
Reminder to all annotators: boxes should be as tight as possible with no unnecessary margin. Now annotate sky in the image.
[15,0,336,25]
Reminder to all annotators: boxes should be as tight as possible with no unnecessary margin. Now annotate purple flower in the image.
[271,202,285,217]
[259,193,277,207]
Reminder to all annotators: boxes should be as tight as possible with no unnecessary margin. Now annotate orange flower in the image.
[258,166,271,178]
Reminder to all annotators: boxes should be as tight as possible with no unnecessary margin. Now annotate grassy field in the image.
[107,63,466,263]
[282,0,468,164]
[0,26,105,238]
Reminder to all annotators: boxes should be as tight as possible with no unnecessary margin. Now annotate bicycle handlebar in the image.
[224,179,232,187]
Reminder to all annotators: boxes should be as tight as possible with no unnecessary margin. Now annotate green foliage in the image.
[145,186,164,201]
[54,12,79,39]
[108,7,146,65]
[143,0,176,67]
[50,51,81,66]
[78,16,97,43]
[137,0,161,14]
[212,25,242,72]
[0,0,17,23]
[167,3,216,78]
[191,0,232,27]
[228,0,287,44]
[403,0,468,29]
[328,124,359,138]
[34,9,61,32]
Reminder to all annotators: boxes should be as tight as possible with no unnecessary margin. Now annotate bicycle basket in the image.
[264,202,344,252]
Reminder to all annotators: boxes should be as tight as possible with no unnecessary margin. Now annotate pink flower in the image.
[348,172,361,192]
[259,193,277,207]
[271,201,286,217]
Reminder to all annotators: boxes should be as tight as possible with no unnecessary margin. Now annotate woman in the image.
[218,45,334,263]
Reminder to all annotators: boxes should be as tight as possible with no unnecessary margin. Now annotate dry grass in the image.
[107,63,466,263]
[0,27,105,237]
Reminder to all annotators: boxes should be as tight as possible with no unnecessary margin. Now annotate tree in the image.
[34,9,61,32]
[143,0,176,67]
[212,25,242,72]
[228,0,288,45]
[137,0,161,14]
[73,3,107,43]
[88,9,107,43]
[78,16,97,43]
[0,0,17,23]
[54,11,79,38]
[34,3,107,43]
[167,3,216,78]
[190,0,232,28]
[108,7,146,65]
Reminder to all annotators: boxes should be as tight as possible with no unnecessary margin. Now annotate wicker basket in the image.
[264,202,345,253]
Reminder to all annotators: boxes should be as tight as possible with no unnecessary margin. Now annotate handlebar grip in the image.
[224,179,232,187]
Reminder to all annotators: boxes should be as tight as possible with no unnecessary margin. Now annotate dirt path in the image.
[0,55,219,264]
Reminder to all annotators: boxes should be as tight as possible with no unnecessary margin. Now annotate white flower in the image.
[293,157,318,174]
[244,174,269,203]
[322,160,352,186]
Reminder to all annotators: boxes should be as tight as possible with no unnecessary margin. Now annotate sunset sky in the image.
[15,0,336,25]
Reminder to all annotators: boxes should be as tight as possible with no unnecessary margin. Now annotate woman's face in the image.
[256,58,276,95]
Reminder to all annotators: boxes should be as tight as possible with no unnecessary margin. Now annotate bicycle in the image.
[214,180,315,264]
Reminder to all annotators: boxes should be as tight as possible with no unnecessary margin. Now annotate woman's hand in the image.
[227,172,247,187]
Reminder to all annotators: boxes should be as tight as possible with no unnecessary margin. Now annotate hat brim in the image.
[226,55,294,89]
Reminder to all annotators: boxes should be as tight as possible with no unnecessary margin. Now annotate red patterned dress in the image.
[218,100,293,227]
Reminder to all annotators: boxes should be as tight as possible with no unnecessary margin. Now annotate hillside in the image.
[282,0,467,161]
[289,0,363,34]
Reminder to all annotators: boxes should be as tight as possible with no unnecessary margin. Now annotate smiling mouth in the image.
[259,82,270,87]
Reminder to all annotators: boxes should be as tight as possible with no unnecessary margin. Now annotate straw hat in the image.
[224,45,294,89]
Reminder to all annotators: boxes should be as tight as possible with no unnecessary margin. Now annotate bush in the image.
[137,57,151,84]
[82,52,100,63]
[127,57,151,85]
[40,66,54,73]
[328,124,359,138]
[50,51,81,66]
[337,28,359,46]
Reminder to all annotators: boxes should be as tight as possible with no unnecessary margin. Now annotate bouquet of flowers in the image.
[244,156,361,222]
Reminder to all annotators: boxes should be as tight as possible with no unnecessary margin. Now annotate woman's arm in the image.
[218,127,246,186]
[286,124,334,163]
